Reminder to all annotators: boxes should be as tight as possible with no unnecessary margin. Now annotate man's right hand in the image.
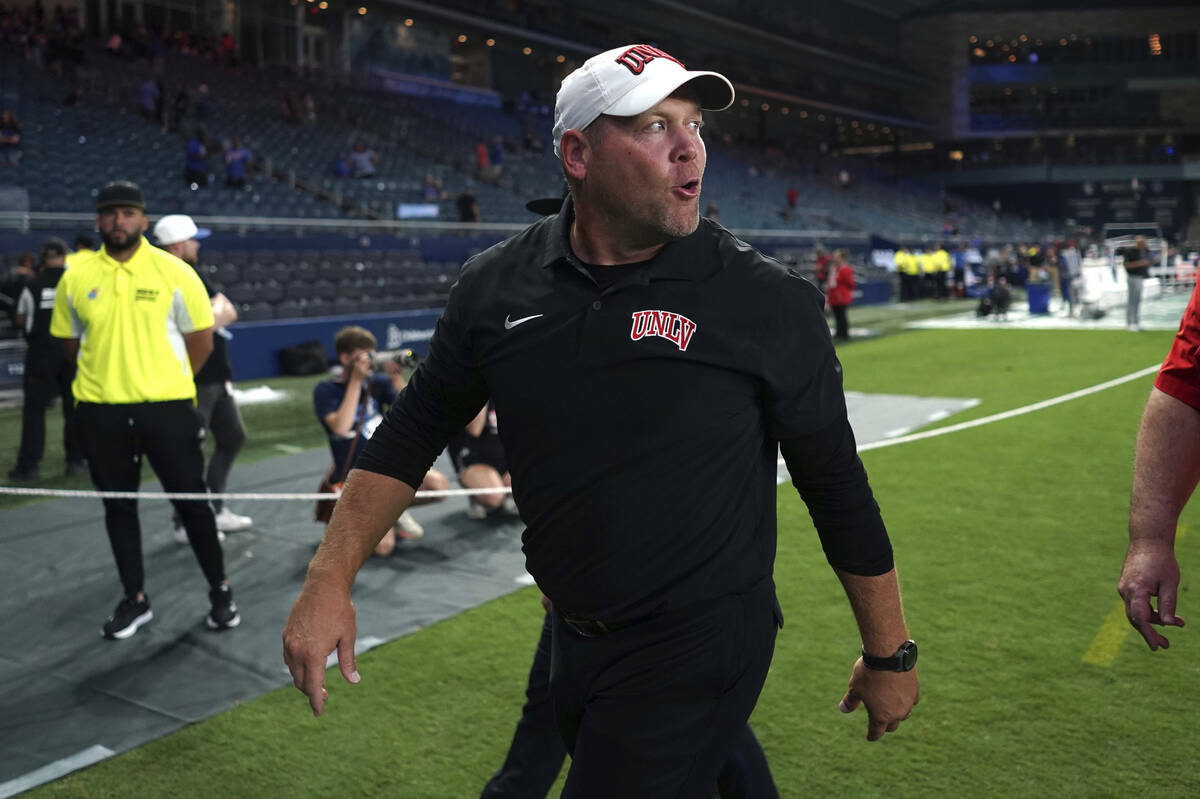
[282,581,360,716]
[1118,544,1186,651]
[351,352,373,381]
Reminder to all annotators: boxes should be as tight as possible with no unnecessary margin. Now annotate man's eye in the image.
[649,121,665,131]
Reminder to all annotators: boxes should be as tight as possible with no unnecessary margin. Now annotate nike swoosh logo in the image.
[504,313,544,330]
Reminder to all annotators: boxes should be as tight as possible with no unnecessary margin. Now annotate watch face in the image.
[899,640,918,671]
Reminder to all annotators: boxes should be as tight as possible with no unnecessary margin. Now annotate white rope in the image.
[0,485,513,501]
[0,364,1158,501]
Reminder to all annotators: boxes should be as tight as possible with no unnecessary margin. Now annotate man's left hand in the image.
[839,658,919,741]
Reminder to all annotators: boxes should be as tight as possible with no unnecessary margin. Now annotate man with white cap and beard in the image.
[153,213,253,540]
[284,45,918,796]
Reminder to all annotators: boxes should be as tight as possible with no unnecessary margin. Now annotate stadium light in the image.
[357,6,367,14]
[522,46,532,55]
[799,110,807,118]
[318,1,327,8]
[781,107,789,115]
[486,38,495,46]
[457,34,467,43]
[404,18,414,26]
[761,103,769,111]
[556,55,565,63]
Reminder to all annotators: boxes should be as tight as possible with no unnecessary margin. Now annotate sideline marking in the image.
[0,365,1161,502]
[273,444,303,454]
[1084,524,1187,667]
[854,364,1159,455]
[0,745,115,798]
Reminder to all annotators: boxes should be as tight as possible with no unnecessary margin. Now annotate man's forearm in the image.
[836,567,910,656]
[1130,387,1200,546]
[307,469,416,589]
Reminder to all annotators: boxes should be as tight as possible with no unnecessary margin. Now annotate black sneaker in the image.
[7,465,39,482]
[102,595,153,639]
[206,583,241,630]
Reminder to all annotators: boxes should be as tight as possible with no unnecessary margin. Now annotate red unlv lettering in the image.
[614,45,684,76]
[629,310,697,352]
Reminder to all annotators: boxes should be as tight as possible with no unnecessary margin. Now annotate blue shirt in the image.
[314,373,397,481]
[225,147,251,180]
[185,138,207,172]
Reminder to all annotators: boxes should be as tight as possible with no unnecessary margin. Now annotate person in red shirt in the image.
[827,249,856,341]
[1118,278,1200,650]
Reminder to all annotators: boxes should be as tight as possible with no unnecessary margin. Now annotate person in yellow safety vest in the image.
[916,247,936,299]
[895,246,920,301]
[932,244,952,299]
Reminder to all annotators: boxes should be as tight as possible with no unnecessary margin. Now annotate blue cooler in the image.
[1027,283,1050,314]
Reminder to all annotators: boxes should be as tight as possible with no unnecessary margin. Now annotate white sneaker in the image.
[174,525,226,544]
[396,510,424,540]
[466,500,489,519]
[215,507,253,532]
[501,496,520,516]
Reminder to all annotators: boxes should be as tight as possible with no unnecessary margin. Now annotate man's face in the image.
[96,206,148,253]
[340,347,374,372]
[168,238,200,264]
[581,93,707,244]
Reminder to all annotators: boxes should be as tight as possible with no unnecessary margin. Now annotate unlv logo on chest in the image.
[630,310,697,352]
[614,45,684,75]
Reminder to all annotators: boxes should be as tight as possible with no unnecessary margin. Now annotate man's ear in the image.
[560,130,590,182]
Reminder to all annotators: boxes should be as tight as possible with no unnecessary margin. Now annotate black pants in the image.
[15,350,81,471]
[831,304,849,341]
[173,381,246,521]
[550,579,780,798]
[75,400,225,599]
[481,613,779,799]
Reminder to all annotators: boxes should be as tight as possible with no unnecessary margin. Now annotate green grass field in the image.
[16,315,1200,798]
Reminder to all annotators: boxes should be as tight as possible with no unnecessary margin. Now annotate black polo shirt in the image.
[358,198,892,621]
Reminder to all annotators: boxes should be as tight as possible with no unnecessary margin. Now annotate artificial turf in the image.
[17,321,1200,798]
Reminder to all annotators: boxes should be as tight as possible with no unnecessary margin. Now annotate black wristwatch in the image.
[862,639,918,672]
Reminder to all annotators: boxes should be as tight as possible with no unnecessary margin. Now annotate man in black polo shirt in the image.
[7,237,85,480]
[284,44,918,796]
[152,214,254,539]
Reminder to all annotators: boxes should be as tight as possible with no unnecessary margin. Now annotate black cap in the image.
[95,180,146,212]
[40,236,69,259]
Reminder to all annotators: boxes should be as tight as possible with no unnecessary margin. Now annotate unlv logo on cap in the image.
[630,310,697,352]
[614,45,684,76]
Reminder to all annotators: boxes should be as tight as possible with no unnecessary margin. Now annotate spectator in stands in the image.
[302,92,317,123]
[827,250,856,342]
[838,168,852,189]
[488,137,504,180]
[474,140,490,179]
[313,327,448,556]
[51,180,238,639]
[8,238,84,481]
[332,153,351,179]
[136,77,158,123]
[456,188,480,223]
[224,137,251,188]
[63,86,84,106]
[184,129,208,187]
[448,401,517,520]
[105,32,123,57]
[1123,236,1152,332]
[153,214,254,540]
[170,82,189,132]
[349,142,377,178]
[219,31,235,66]
[194,83,211,123]
[421,174,445,202]
[785,186,798,213]
[66,233,96,269]
[0,110,21,166]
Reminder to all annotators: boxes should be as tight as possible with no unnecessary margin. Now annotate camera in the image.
[371,349,420,371]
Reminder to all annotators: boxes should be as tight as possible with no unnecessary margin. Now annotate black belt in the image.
[557,609,653,638]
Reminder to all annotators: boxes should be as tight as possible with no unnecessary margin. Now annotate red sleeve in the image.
[1155,280,1200,410]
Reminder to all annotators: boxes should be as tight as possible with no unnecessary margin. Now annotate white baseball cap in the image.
[553,44,735,157]
[153,214,211,246]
